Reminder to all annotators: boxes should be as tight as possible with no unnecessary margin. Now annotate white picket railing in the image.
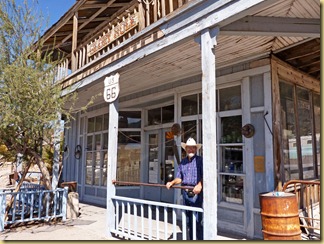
[0,186,68,231]
[110,195,203,240]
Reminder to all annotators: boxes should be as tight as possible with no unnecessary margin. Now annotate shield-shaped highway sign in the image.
[103,73,120,103]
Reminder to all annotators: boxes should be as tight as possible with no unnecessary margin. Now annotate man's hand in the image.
[166,182,173,189]
[193,184,202,194]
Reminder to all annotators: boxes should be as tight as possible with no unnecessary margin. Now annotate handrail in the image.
[281,179,320,239]
[112,180,194,190]
[282,179,320,191]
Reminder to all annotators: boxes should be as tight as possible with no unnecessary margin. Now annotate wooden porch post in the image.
[52,113,63,190]
[106,99,118,238]
[71,12,78,71]
[200,27,218,240]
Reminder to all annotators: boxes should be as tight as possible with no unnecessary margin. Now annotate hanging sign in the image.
[103,73,120,103]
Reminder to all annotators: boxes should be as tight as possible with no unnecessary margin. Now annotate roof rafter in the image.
[221,16,320,37]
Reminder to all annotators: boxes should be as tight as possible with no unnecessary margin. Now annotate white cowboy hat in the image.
[181,138,202,150]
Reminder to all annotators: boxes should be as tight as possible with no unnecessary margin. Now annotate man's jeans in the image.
[182,190,203,240]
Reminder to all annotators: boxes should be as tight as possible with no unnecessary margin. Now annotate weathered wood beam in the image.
[58,0,117,47]
[78,0,138,46]
[71,13,78,71]
[66,16,109,24]
[80,2,128,9]
[200,27,218,240]
[221,16,320,37]
[106,98,119,238]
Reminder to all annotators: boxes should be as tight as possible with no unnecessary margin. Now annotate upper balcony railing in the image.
[55,0,191,84]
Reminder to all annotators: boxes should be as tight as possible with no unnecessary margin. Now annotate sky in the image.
[14,0,76,31]
[37,0,76,27]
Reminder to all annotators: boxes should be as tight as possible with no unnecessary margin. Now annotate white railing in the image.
[0,186,68,231]
[110,196,203,240]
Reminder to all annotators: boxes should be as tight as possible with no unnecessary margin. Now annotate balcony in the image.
[49,0,193,88]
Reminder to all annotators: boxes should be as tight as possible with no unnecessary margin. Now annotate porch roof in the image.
[41,0,319,109]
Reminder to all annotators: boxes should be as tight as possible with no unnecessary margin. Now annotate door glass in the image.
[163,131,175,183]
[297,87,314,179]
[148,134,159,183]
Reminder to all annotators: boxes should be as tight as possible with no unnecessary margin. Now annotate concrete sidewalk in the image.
[0,202,245,241]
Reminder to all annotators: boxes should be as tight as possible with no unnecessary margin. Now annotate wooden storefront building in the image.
[40,0,320,239]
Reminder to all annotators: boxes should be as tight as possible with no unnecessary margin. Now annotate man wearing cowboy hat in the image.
[166,137,203,240]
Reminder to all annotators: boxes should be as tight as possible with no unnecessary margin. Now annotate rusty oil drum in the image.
[259,192,301,240]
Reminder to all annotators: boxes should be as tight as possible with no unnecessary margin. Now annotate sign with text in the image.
[103,73,120,103]
[87,13,139,57]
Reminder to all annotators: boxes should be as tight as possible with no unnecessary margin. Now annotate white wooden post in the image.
[0,194,6,231]
[62,186,68,221]
[200,27,218,240]
[52,114,63,190]
[106,99,119,238]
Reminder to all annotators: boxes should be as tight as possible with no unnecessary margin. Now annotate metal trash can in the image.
[259,191,301,240]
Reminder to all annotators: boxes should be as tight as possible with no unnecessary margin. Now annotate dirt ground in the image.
[0,161,14,189]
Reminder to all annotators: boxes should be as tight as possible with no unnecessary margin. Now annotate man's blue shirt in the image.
[176,154,203,186]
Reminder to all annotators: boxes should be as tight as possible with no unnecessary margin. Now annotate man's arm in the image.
[166,178,182,189]
[193,180,203,194]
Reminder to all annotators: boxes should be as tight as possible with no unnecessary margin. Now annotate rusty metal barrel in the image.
[259,192,301,240]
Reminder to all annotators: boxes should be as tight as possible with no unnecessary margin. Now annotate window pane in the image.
[80,117,84,135]
[103,151,108,186]
[313,93,320,178]
[162,105,174,124]
[219,86,241,111]
[297,87,314,179]
[280,81,298,181]
[117,132,141,184]
[95,115,103,132]
[199,93,202,114]
[87,135,93,151]
[148,134,159,183]
[220,116,242,143]
[221,146,243,173]
[119,111,141,128]
[103,132,108,149]
[103,113,109,130]
[221,175,244,204]
[95,134,101,151]
[148,108,161,125]
[88,117,95,133]
[182,94,198,116]
[86,152,93,185]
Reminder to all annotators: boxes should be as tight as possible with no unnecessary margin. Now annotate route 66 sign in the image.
[103,73,120,103]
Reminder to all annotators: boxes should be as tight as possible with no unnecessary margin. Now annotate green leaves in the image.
[0,0,74,159]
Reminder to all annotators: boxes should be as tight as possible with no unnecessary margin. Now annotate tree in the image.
[0,0,76,191]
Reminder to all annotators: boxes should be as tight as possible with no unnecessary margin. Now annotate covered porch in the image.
[51,0,320,240]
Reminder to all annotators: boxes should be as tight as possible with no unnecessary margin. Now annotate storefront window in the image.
[280,81,319,181]
[217,86,243,205]
[148,105,174,126]
[117,131,141,184]
[297,87,314,179]
[119,111,141,128]
[313,93,320,177]
[280,82,298,180]
[85,111,142,187]
[219,85,241,111]
[182,94,198,116]
[85,114,109,186]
